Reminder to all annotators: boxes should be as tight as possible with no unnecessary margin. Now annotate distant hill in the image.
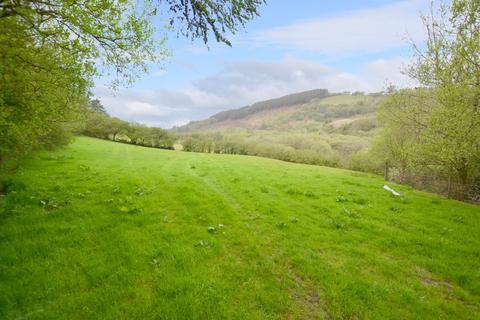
[172,89,386,169]
[172,89,384,133]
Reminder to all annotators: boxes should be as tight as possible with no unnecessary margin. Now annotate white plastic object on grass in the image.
[383,185,400,196]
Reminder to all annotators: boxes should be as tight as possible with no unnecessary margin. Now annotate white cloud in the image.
[255,0,427,55]
[124,101,170,117]
[194,56,363,101]
[94,87,227,128]
[361,57,416,88]
[95,55,412,128]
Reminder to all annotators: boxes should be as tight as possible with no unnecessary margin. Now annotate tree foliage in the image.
[0,0,163,87]
[0,0,264,161]
[0,16,87,158]
[377,0,480,198]
[163,0,265,46]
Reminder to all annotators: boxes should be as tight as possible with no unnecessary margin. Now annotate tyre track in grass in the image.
[183,158,243,214]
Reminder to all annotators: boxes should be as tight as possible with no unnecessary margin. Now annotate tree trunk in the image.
[384,160,390,181]
[447,174,452,198]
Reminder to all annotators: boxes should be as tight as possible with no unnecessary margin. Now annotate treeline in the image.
[81,100,175,150]
[182,133,346,167]
[211,89,331,122]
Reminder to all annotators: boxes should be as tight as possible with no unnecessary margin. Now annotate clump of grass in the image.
[51,183,64,192]
[313,204,331,213]
[79,164,91,171]
[304,190,316,198]
[260,186,269,193]
[329,218,347,230]
[134,185,146,196]
[440,227,452,235]
[151,258,160,267]
[450,215,465,224]
[276,222,287,229]
[389,206,402,213]
[246,213,262,221]
[335,195,348,203]
[39,197,68,211]
[195,240,211,248]
[117,196,142,214]
[207,226,216,233]
[340,206,360,218]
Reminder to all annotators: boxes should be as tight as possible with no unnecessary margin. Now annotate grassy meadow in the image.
[1,136,479,319]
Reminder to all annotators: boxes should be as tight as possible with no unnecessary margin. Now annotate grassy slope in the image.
[1,137,479,319]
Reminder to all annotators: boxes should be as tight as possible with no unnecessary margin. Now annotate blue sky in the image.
[94,0,434,128]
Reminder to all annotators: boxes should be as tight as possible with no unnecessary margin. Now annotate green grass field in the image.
[1,137,479,319]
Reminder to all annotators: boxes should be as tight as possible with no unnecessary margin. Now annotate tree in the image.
[377,0,480,198]
[0,17,88,159]
[0,0,162,88]
[0,0,265,85]
[83,112,111,139]
[0,0,265,161]
[107,117,129,141]
[163,0,265,46]
[86,96,107,115]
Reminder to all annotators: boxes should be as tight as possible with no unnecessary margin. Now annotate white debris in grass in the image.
[383,185,400,196]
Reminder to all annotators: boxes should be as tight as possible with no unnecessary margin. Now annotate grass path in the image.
[1,137,479,319]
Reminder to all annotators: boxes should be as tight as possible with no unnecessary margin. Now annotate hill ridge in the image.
[172,88,332,132]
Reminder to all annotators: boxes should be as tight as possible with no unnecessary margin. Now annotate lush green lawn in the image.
[1,137,479,319]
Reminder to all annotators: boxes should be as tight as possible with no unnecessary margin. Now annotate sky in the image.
[93,0,434,128]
